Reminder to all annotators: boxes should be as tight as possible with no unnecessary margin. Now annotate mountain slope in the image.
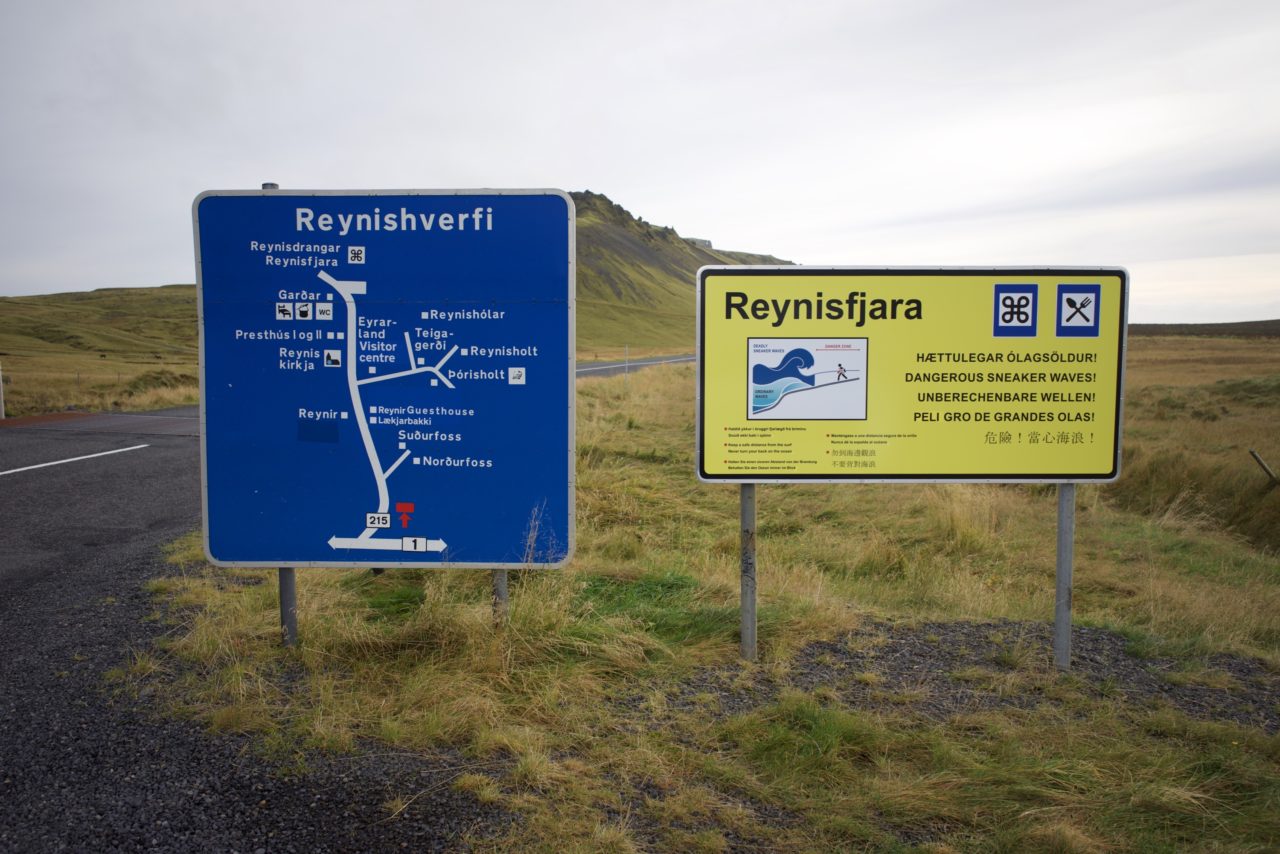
[572,191,787,355]
[0,284,198,359]
[0,193,785,361]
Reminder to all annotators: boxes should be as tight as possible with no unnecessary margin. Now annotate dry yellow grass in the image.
[0,355,198,415]
[1125,335,1279,387]
[137,335,1280,850]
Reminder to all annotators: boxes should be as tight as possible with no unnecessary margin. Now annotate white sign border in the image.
[193,188,576,569]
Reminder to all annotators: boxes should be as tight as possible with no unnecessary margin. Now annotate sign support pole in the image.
[1054,483,1075,671]
[740,483,758,661]
[0,361,6,419]
[279,567,298,647]
[492,568,509,623]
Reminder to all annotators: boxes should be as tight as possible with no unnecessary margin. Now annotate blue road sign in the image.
[193,190,575,568]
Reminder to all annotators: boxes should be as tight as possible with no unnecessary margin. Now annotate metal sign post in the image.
[740,483,758,661]
[492,568,509,623]
[1054,483,1076,670]
[279,567,298,647]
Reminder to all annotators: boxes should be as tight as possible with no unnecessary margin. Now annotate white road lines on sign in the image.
[357,344,457,388]
[0,443,150,477]
[384,449,412,478]
[318,270,387,514]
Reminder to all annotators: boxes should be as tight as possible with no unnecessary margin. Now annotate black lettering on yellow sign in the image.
[724,291,923,328]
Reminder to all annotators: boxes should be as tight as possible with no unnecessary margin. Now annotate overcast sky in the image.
[1,0,1276,322]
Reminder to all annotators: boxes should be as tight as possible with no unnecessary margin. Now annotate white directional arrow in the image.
[327,536,447,553]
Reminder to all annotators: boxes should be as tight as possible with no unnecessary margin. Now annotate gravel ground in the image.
[0,539,512,853]
[664,618,1280,732]
[5,485,1271,853]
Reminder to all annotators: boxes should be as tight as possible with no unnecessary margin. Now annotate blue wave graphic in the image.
[752,349,815,386]
[752,378,815,413]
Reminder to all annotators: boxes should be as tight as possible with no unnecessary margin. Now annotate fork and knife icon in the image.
[1064,295,1092,323]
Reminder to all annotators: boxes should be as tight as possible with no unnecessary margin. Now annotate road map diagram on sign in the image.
[748,338,867,420]
[196,190,574,567]
[317,270,452,555]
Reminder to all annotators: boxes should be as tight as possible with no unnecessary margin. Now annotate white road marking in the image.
[0,443,150,477]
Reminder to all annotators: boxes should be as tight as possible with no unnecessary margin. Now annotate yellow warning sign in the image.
[697,267,1128,482]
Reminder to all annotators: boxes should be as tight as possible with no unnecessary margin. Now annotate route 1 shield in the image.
[193,189,575,568]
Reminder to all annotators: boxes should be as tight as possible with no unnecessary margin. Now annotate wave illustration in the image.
[752,378,814,414]
[752,349,816,386]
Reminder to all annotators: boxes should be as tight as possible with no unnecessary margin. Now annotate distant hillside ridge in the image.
[1128,319,1280,338]
[571,191,788,354]
[573,190,786,306]
[0,192,786,360]
[0,284,197,360]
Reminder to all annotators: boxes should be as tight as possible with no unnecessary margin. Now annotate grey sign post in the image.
[493,568,509,623]
[1054,483,1076,670]
[740,483,758,661]
[279,566,298,647]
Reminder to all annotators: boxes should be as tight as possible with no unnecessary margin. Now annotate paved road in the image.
[0,410,199,593]
[0,408,504,851]
[576,354,694,378]
[0,349,692,851]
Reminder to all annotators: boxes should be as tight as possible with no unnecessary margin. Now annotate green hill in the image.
[572,190,786,355]
[0,192,782,365]
[0,192,785,414]
[0,284,198,360]
[0,284,202,416]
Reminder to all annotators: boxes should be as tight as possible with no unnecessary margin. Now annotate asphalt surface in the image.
[0,407,505,851]
[0,350,688,851]
[576,354,693,378]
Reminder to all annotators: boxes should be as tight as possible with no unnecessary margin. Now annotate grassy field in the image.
[119,334,1280,852]
[0,285,199,416]
[0,193,784,415]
